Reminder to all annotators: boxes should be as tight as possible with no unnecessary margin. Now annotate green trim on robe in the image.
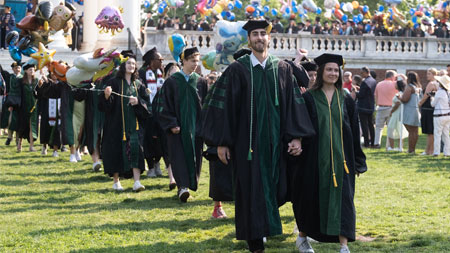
[310,88,345,236]
[172,71,199,190]
[121,79,140,170]
[238,54,282,236]
[23,79,39,140]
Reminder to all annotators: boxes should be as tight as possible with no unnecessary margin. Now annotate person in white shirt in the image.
[430,75,450,156]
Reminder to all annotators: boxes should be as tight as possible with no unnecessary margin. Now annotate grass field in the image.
[0,133,449,253]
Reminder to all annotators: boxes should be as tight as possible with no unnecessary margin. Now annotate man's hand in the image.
[218,146,230,165]
[287,138,303,156]
[171,126,180,134]
[8,106,13,112]
[104,86,112,99]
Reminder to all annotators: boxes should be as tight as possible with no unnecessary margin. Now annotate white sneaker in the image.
[133,181,145,192]
[41,148,47,155]
[52,151,59,157]
[155,162,163,176]
[296,235,314,253]
[75,150,82,161]
[147,168,157,178]
[113,182,124,191]
[178,188,190,202]
[92,161,102,172]
[340,245,350,253]
[69,154,77,163]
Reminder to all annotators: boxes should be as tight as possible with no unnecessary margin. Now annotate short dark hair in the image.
[361,67,370,74]
[385,70,396,79]
[5,6,11,9]
[447,64,450,67]
[352,75,362,85]
[396,80,405,92]
[370,70,377,79]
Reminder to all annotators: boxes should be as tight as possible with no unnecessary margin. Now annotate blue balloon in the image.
[342,14,348,23]
[260,11,265,16]
[363,5,369,13]
[235,0,242,9]
[414,23,419,29]
[332,9,335,14]
[144,1,150,8]
[285,7,290,14]
[388,8,393,14]
[292,0,297,7]
[253,10,260,17]
[340,3,345,9]
[425,11,431,17]
[293,6,298,13]
[221,11,227,18]
[228,3,234,10]
[21,47,37,57]
[358,14,363,21]
[263,6,269,13]
[412,16,417,24]
[409,8,415,16]
[443,2,448,8]
[9,45,21,63]
[299,13,303,18]
[316,7,322,15]
[158,6,164,14]
[229,13,235,21]
[271,8,277,16]
[365,24,371,33]
[353,16,359,23]
[378,5,384,12]
[161,1,167,8]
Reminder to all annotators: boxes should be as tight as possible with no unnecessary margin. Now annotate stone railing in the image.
[143,28,449,70]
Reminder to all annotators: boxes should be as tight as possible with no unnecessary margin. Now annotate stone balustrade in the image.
[143,27,449,72]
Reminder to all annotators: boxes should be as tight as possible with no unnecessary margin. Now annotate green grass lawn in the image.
[0,133,449,253]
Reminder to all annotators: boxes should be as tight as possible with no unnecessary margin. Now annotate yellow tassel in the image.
[344,160,349,174]
[333,173,338,188]
[136,119,139,130]
[123,132,126,141]
[44,21,49,31]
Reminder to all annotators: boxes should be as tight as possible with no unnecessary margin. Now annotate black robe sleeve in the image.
[283,60,310,89]
[37,81,63,99]
[134,80,151,121]
[158,77,180,132]
[197,77,208,106]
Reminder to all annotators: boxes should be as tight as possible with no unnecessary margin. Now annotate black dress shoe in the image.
[5,138,11,145]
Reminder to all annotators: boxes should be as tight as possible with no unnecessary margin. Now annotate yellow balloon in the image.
[213,5,223,14]
[352,1,359,10]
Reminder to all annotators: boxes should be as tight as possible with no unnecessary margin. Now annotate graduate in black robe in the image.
[201,20,315,253]
[99,54,150,192]
[2,63,22,146]
[158,47,203,202]
[291,54,367,253]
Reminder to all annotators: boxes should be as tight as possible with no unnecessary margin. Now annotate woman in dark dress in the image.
[99,54,150,192]
[291,54,367,253]
[418,68,438,155]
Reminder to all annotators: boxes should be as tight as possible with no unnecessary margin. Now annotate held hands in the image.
[288,138,303,156]
[171,126,180,134]
[128,96,138,106]
[218,146,231,165]
[104,86,112,99]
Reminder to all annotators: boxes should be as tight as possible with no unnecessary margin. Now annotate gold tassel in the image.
[333,173,338,188]
[247,149,253,161]
[136,119,139,130]
[344,160,350,174]
[123,131,126,141]
[44,21,49,31]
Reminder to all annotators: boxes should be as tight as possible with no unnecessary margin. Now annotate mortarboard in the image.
[164,62,178,75]
[301,61,318,72]
[120,49,136,59]
[314,53,344,67]
[180,47,199,61]
[23,62,36,70]
[142,47,158,63]
[242,19,272,33]
[11,62,21,68]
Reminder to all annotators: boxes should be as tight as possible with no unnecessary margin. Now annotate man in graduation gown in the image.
[140,47,166,177]
[2,62,21,146]
[290,53,367,253]
[158,47,203,202]
[201,19,315,253]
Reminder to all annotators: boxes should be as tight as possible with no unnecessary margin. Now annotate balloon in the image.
[345,2,354,12]
[246,5,255,13]
[378,5,384,12]
[271,8,278,16]
[263,5,269,12]
[357,13,363,21]
[202,51,217,70]
[168,0,176,7]
[353,16,359,23]
[95,6,125,36]
[9,45,22,63]
[409,8,415,16]
[213,20,247,72]
[213,5,223,14]
[316,7,322,15]
[414,11,423,17]
[228,3,234,10]
[168,34,186,63]
[293,6,298,13]
[384,0,402,4]
[425,10,430,17]
[324,0,339,10]
[365,24,371,32]
[235,0,242,9]
[229,12,235,20]
[324,9,332,18]
[30,42,56,70]
[340,3,345,9]
[285,7,290,14]
[412,16,417,24]
[5,31,19,46]
[158,6,164,14]
[21,47,37,57]
[414,23,419,29]
[352,1,359,9]
[362,5,369,13]
[342,14,348,22]
[302,0,317,13]
[334,8,344,20]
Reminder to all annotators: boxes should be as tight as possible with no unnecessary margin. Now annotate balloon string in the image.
[71,87,136,98]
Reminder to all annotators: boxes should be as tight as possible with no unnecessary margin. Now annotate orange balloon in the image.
[352,1,359,10]
[335,3,340,9]
[246,5,255,13]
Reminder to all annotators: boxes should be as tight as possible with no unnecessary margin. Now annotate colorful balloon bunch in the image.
[156,0,185,14]
[197,0,234,20]
[327,1,369,24]
[6,31,36,63]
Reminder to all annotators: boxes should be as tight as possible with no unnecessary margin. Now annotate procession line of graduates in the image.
[0,18,367,253]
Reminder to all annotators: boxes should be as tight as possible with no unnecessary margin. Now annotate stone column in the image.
[81,0,99,52]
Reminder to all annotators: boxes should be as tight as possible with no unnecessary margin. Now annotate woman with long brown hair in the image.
[418,68,438,155]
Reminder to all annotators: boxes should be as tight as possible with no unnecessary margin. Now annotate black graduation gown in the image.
[197,77,208,105]
[37,82,51,145]
[0,70,11,129]
[158,72,203,191]
[201,54,315,241]
[15,78,39,142]
[37,81,85,146]
[98,78,150,178]
[291,90,367,243]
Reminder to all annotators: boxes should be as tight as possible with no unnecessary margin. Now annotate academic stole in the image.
[146,68,164,103]
[48,98,61,126]
[121,80,139,141]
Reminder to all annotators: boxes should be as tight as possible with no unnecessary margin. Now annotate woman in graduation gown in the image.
[99,54,150,192]
[10,63,39,152]
[291,53,367,253]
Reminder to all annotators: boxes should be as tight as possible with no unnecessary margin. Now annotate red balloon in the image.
[246,5,255,13]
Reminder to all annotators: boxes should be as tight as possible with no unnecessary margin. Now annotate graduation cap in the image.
[23,62,36,70]
[142,47,158,63]
[11,62,21,68]
[314,53,344,67]
[120,49,136,59]
[164,62,178,76]
[301,61,318,72]
[233,48,252,60]
[242,19,272,33]
[180,47,199,61]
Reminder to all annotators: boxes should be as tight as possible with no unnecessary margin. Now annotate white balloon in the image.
[324,0,339,10]
[302,0,317,13]
[324,9,333,19]
[346,2,354,12]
